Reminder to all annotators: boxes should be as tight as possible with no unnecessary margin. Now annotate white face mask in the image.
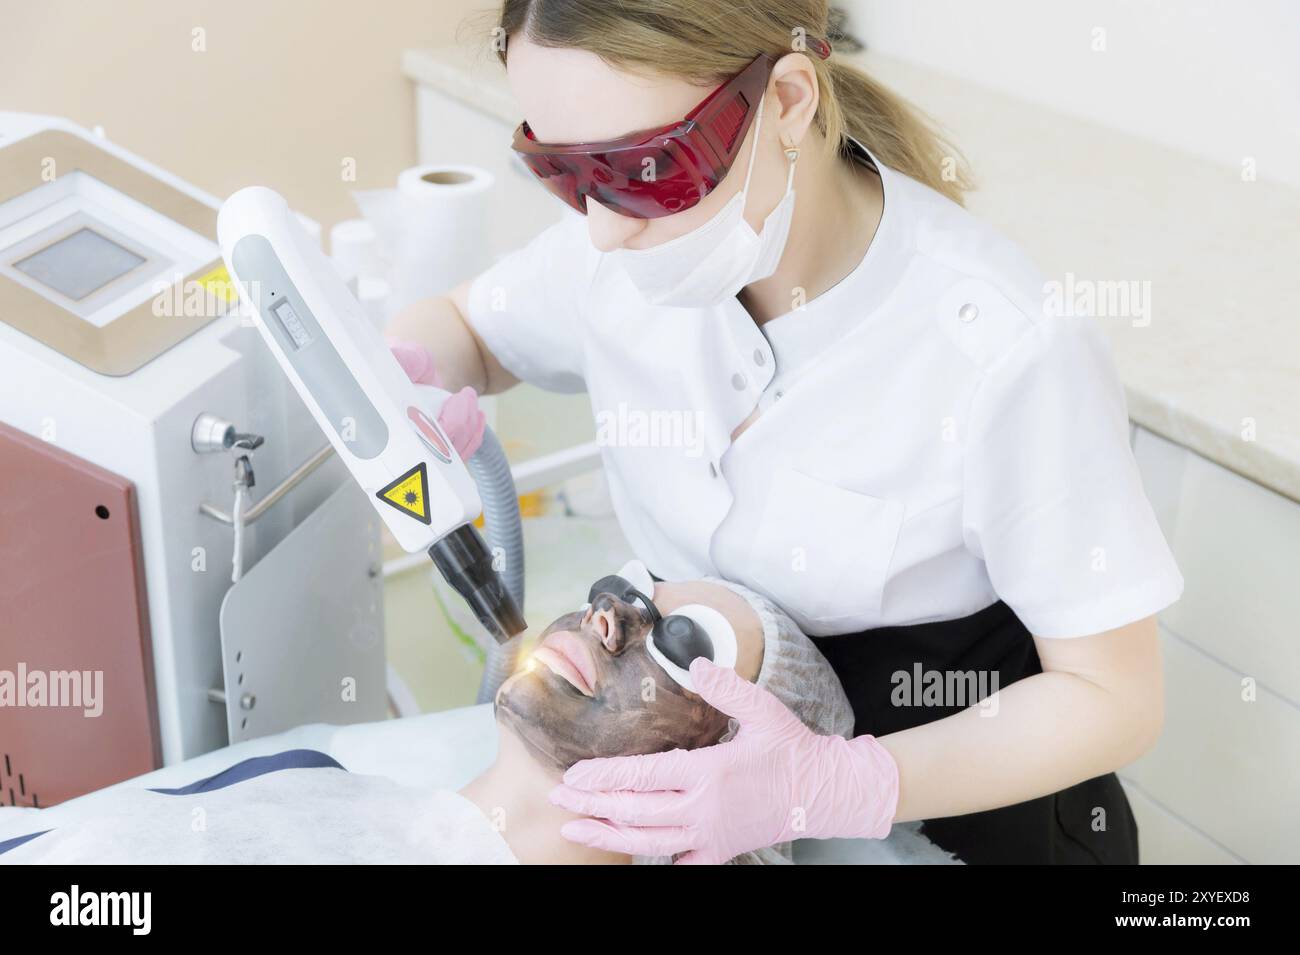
[608,98,797,308]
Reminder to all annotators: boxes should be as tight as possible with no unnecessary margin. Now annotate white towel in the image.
[2,768,517,865]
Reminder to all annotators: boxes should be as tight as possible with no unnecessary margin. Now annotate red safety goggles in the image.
[511,40,831,219]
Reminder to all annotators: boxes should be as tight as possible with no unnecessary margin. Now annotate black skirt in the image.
[810,600,1139,864]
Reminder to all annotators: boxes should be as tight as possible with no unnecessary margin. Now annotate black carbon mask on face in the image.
[494,593,732,774]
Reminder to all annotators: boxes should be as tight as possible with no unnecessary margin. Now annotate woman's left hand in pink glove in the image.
[549,658,901,864]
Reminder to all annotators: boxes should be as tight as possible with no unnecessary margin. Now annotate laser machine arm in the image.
[217,187,526,643]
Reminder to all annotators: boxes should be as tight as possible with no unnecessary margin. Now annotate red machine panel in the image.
[0,421,160,806]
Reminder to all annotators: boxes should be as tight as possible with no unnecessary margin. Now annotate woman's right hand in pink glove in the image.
[388,338,486,460]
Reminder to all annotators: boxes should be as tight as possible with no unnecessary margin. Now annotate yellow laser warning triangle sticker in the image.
[376,462,431,525]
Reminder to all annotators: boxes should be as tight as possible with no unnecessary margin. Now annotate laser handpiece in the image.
[217,187,526,642]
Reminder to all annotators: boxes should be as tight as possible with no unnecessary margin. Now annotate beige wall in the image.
[0,0,490,228]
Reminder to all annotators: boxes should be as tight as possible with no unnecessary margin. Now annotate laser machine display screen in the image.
[14,227,146,302]
[271,299,313,349]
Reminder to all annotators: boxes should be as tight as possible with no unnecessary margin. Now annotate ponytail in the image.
[820,59,972,204]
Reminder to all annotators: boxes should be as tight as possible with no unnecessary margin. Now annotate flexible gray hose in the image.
[467,426,525,704]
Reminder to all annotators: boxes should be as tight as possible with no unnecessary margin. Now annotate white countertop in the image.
[404,45,1300,504]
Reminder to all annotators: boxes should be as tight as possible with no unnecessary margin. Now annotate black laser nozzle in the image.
[428,523,526,643]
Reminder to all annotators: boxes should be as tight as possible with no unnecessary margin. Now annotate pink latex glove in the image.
[388,339,486,460]
[389,338,442,387]
[550,658,900,864]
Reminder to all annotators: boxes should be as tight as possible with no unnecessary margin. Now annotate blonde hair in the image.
[494,0,971,204]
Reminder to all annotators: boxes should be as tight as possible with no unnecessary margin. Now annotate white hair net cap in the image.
[707,577,855,741]
[639,577,855,866]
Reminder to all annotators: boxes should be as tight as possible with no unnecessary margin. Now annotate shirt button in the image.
[753,348,766,366]
[774,389,784,400]
[731,373,747,390]
[958,302,980,323]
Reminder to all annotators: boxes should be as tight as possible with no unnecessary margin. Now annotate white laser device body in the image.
[217,187,525,640]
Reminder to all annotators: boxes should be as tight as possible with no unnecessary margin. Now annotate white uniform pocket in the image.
[747,468,905,627]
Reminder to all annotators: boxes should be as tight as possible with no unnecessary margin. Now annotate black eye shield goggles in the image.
[585,567,738,689]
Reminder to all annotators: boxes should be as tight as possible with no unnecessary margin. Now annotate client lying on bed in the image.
[463,568,853,864]
[0,569,852,865]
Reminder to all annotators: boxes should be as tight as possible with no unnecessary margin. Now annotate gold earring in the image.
[781,136,799,163]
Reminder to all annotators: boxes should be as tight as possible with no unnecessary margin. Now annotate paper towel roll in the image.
[353,164,496,321]
[329,218,378,283]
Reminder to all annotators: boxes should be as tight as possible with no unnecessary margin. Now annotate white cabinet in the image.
[1122,782,1240,865]
[1125,426,1300,863]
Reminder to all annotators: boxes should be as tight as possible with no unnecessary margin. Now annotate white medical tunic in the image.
[467,141,1183,638]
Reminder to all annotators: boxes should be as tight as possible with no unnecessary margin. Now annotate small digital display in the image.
[13,227,146,302]
[272,299,313,349]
